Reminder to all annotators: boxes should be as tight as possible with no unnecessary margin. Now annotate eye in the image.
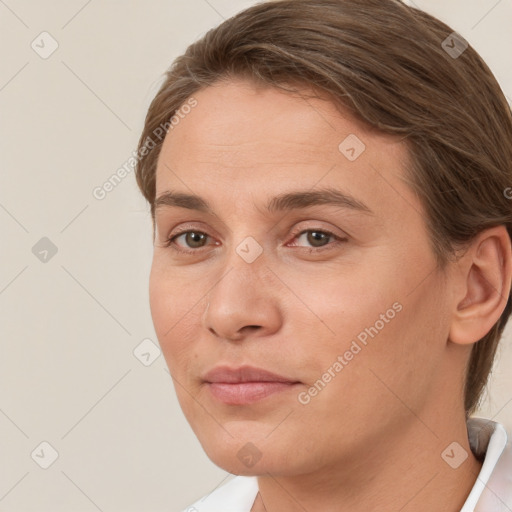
[163,230,213,254]
[288,228,347,251]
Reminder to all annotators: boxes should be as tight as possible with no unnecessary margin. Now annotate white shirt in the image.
[181,417,512,512]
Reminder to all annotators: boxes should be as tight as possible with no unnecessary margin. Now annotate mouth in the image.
[202,365,301,405]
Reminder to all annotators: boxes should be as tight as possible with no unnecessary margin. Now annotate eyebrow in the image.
[153,187,374,216]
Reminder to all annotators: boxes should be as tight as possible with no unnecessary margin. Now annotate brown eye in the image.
[304,230,331,247]
[291,229,341,249]
[181,231,208,249]
[165,230,212,253]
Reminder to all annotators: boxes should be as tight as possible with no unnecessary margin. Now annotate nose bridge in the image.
[204,193,283,296]
[211,233,269,301]
[217,203,270,276]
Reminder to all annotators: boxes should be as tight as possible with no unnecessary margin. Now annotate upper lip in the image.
[203,365,299,384]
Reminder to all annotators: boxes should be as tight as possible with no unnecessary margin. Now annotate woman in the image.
[134,0,512,510]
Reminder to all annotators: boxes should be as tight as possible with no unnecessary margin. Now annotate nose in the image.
[202,263,282,342]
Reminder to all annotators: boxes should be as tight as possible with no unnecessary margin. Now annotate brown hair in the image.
[135,0,512,415]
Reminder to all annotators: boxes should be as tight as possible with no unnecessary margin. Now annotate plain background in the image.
[1,0,511,510]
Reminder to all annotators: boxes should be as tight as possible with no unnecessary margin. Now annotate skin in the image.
[148,78,511,512]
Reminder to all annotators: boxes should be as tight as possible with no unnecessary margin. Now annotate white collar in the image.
[184,418,511,512]
[461,417,512,511]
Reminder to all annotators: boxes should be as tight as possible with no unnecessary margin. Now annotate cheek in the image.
[148,262,197,372]
[148,264,169,340]
[149,257,197,332]
[287,255,441,390]
[285,262,399,347]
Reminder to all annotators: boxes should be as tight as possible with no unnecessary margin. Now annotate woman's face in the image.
[149,79,454,476]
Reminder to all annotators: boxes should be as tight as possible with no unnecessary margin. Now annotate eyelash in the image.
[161,227,347,255]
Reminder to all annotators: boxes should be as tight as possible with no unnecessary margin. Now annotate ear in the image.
[449,225,512,346]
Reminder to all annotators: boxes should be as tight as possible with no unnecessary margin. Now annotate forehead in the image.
[158,79,390,165]
[154,79,417,223]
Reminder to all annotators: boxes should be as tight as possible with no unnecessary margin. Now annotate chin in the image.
[198,431,306,477]
[205,449,281,477]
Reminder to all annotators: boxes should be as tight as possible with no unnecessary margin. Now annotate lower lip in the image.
[206,382,298,405]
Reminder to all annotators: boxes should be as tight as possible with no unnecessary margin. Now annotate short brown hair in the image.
[135,0,512,415]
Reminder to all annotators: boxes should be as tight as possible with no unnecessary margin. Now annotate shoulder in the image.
[180,475,259,512]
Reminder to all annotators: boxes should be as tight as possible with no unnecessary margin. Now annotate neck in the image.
[251,412,482,512]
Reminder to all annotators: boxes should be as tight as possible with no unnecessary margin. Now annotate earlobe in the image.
[449,226,512,346]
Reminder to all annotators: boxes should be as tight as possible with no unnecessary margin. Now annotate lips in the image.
[203,365,297,384]
[202,365,301,405]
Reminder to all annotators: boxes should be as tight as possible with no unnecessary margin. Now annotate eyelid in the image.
[287,223,348,242]
[165,219,348,239]
[159,221,212,245]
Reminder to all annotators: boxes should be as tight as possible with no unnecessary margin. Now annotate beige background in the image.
[1,0,511,510]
